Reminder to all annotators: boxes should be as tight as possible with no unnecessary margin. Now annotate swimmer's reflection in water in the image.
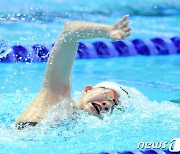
[15,15,132,129]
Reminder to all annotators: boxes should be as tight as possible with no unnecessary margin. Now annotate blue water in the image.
[0,0,180,153]
[0,55,180,101]
[0,55,180,153]
[0,0,180,45]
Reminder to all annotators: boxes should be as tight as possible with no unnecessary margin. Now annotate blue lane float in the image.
[0,36,179,62]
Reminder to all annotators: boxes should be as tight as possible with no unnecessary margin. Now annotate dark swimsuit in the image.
[16,106,80,130]
[16,122,38,130]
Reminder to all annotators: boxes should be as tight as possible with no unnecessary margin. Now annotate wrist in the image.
[106,25,112,39]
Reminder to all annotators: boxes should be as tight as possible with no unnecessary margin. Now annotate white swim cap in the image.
[94,81,130,100]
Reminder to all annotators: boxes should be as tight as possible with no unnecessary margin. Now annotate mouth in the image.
[91,102,101,114]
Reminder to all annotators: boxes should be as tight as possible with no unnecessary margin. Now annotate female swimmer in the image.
[16,15,131,128]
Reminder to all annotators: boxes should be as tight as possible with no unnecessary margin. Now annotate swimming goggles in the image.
[100,87,118,115]
[101,87,127,114]
[101,87,118,105]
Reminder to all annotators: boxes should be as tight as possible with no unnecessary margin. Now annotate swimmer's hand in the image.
[109,15,131,41]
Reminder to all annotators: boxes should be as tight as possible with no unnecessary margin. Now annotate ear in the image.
[82,85,93,95]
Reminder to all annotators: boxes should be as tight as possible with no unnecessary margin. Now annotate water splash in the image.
[0,87,179,153]
[0,37,10,58]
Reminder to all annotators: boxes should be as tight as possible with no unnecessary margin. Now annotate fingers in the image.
[120,20,131,28]
[120,31,130,39]
[115,20,131,29]
[111,31,131,41]
[123,27,131,33]
[116,15,129,25]
[111,15,131,41]
[124,31,130,37]
[121,14,129,22]
[119,31,131,40]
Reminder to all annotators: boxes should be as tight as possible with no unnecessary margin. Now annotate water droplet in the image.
[21,17,25,21]
[24,87,28,92]
[5,78,8,82]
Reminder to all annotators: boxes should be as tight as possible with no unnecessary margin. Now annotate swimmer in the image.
[16,15,131,129]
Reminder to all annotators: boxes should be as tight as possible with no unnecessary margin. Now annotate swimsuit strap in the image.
[16,122,38,130]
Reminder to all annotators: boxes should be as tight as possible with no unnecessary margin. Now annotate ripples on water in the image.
[1,0,180,21]
[0,0,180,44]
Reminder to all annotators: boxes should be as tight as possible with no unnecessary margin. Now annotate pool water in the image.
[0,55,180,101]
[0,0,180,153]
[0,0,180,45]
[0,55,180,153]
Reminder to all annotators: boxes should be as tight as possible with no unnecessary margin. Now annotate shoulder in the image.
[41,86,71,99]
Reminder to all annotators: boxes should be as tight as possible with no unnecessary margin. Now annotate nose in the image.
[101,101,113,111]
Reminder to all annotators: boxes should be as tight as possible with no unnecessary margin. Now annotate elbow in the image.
[62,22,80,41]
[64,22,75,31]
[63,21,80,32]
[64,22,71,30]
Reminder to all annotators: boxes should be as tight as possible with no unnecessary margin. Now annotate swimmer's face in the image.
[78,85,120,118]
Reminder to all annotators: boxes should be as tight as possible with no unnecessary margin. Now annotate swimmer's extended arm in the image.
[42,15,131,97]
[16,15,131,123]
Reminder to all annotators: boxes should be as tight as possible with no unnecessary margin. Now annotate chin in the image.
[83,106,96,116]
[84,108,102,119]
